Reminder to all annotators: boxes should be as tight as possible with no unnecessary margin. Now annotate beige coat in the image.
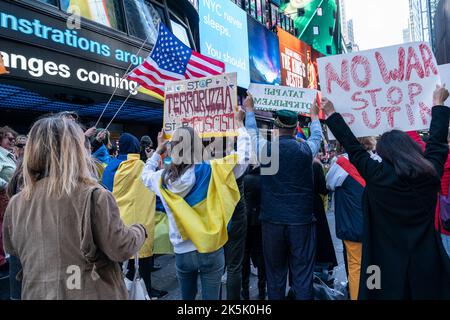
[3,179,146,300]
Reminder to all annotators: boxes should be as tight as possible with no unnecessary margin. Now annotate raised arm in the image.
[233,109,251,179]
[424,86,450,178]
[141,131,166,194]
[306,101,323,158]
[323,98,382,181]
[244,93,268,162]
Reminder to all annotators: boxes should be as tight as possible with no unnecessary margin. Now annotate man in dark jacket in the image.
[245,95,322,300]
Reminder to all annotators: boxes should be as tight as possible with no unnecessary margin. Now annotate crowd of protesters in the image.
[0,85,449,300]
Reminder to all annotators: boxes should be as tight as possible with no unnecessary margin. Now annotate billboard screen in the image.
[199,0,250,88]
[278,27,321,89]
[248,17,282,85]
[279,0,341,55]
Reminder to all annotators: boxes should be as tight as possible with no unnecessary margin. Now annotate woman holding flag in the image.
[141,109,250,300]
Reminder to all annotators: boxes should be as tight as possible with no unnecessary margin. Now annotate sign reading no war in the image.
[199,0,250,88]
[248,83,318,115]
[317,42,440,137]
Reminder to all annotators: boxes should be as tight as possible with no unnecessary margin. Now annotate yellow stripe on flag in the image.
[138,86,164,101]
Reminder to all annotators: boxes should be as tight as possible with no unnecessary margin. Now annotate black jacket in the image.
[326,106,450,300]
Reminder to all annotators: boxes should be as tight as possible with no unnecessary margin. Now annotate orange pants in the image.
[343,240,362,300]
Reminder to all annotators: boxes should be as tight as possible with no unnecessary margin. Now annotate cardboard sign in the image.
[164,73,238,138]
[318,42,440,137]
[248,83,318,115]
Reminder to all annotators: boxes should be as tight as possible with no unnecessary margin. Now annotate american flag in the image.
[127,23,225,98]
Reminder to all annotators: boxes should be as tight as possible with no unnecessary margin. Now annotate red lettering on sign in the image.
[419,102,432,126]
[381,107,401,128]
[325,60,350,94]
[366,88,383,108]
[351,55,372,88]
[386,86,404,105]
[375,47,405,84]
[342,113,356,126]
[351,92,369,110]
[362,109,382,129]
[408,83,423,106]
[405,104,415,126]
[419,43,438,77]
[406,46,425,81]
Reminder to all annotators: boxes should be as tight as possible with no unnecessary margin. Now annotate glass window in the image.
[270,4,278,27]
[313,26,320,35]
[170,19,191,48]
[37,0,57,6]
[123,0,162,43]
[61,0,125,31]
[256,0,262,23]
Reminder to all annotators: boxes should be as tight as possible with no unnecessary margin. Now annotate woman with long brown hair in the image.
[2,116,147,300]
[141,114,250,300]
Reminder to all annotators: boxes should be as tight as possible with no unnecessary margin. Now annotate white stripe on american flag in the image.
[190,52,225,74]
[191,51,225,69]
[141,58,185,80]
[128,74,164,91]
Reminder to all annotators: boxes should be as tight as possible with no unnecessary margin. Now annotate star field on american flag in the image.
[127,23,225,99]
[151,24,191,75]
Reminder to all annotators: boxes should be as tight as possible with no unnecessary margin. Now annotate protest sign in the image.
[248,83,318,115]
[317,42,440,137]
[164,73,238,138]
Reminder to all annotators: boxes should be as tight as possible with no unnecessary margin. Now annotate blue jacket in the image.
[260,136,314,224]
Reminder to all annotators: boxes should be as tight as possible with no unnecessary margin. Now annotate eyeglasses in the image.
[6,136,15,142]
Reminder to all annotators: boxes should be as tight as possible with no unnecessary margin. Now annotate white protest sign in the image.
[248,83,318,115]
[164,72,238,138]
[318,42,440,137]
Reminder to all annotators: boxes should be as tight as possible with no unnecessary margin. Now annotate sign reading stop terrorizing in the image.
[317,42,440,137]
[164,72,238,138]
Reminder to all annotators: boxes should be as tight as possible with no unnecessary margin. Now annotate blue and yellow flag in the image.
[159,155,240,254]
[103,154,156,258]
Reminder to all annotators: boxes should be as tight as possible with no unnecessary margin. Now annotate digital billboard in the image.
[248,17,282,85]
[279,0,341,55]
[199,0,250,88]
[278,27,321,89]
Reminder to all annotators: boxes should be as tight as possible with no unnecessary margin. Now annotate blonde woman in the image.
[2,116,147,300]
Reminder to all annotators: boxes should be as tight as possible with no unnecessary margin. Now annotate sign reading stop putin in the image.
[317,42,440,137]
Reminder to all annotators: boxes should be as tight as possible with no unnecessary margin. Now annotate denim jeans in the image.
[175,248,225,300]
[9,255,21,300]
[442,234,450,259]
[262,222,316,300]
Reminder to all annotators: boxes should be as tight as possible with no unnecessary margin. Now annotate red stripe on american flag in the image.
[191,51,225,71]
[131,68,165,86]
[141,61,181,81]
[128,76,164,97]
[185,67,205,79]
[187,59,221,76]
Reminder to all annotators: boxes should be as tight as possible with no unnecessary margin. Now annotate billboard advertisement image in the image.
[199,0,250,88]
[248,16,282,86]
[280,0,341,55]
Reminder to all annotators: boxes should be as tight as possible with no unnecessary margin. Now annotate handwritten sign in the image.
[318,42,440,137]
[164,73,238,138]
[248,83,318,115]
[439,63,450,88]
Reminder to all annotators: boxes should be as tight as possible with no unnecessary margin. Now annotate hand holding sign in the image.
[243,92,255,113]
[156,131,169,155]
[321,97,336,118]
[433,85,449,107]
[310,100,320,121]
